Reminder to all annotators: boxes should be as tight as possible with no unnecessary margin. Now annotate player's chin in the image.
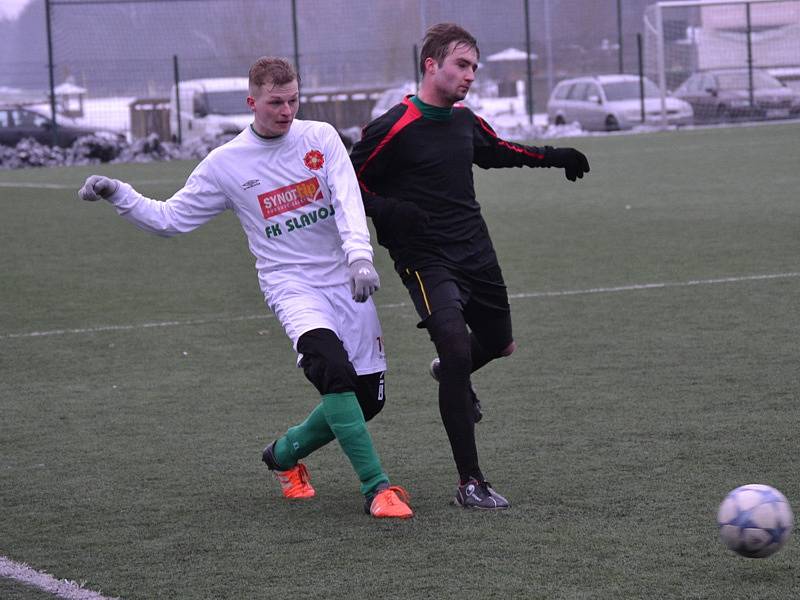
[447,92,467,105]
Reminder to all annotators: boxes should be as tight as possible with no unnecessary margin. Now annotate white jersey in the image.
[106,120,373,304]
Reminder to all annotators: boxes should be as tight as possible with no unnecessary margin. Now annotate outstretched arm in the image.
[472,114,590,181]
[77,161,230,237]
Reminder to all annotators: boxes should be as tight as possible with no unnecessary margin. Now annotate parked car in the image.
[547,74,693,131]
[0,105,120,148]
[672,68,800,123]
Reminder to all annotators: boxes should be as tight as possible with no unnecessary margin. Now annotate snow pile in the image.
[0,132,235,170]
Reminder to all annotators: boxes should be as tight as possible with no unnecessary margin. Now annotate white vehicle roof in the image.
[557,74,650,86]
[176,77,250,91]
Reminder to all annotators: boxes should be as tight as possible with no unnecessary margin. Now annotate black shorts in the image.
[401,263,511,329]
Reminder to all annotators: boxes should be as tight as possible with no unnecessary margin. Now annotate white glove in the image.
[348,259,380,302]
[78,175,119,202]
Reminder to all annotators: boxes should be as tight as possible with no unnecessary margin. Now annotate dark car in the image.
[0,105,119,148]
[672,69,800,123]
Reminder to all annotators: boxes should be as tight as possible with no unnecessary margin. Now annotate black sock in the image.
[436,336,484,483]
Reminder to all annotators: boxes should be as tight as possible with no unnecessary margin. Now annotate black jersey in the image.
[351,96,550,272]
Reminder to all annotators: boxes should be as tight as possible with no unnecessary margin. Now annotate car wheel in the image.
[605,115,620,131]
[554,115,565,126]
[716,105,731,123]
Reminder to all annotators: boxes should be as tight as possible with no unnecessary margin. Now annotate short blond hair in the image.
[248,57,299,95]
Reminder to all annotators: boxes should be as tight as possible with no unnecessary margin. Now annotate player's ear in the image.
[246,96,256,111]
[423,57,438,75]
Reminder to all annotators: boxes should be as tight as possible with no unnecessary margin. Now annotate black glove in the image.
[543,146,590,182]
[377,199,430,238]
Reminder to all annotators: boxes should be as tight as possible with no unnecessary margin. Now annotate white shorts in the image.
[267,282,387,375]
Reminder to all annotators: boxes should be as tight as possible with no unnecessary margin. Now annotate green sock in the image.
[321,391,388,496]
[273,403,335,469]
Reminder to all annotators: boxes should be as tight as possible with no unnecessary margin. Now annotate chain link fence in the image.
[10,0,638,142]
[3,0,797,145]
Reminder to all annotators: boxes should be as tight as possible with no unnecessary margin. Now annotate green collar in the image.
[410,95,453,121]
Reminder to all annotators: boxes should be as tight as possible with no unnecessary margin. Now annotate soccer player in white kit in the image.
[77,57,412,519]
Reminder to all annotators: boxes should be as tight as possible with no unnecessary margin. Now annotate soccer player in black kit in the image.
[351,23,590,509]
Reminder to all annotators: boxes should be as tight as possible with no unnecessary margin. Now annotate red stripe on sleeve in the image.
[475,115,544,160]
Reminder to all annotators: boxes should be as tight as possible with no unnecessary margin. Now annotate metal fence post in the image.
[746,2,754,107]
[45,0,58,146]
[523,0,534,124]
[617,0,624,73]
[637,33,645,123]
[292,0,301,117]
[413,44,419,89]
[173,55,182,146]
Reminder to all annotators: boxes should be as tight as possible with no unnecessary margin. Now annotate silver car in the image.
[547,74,693,131]
[672,69,800,124]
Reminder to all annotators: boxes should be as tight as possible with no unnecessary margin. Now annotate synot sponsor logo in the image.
[258,177,323,219]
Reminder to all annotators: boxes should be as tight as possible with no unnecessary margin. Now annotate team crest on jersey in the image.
[258,176,323,219]
[303,149,324,170]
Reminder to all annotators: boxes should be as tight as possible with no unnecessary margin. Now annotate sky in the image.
[0,0,32,20]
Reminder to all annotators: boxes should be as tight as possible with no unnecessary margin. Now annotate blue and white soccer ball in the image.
[717,484,793,558]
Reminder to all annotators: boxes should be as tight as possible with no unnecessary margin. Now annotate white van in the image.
[170,77,252,142]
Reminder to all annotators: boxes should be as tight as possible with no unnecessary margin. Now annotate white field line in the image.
[1,272,798,341]
[508,271,800,299]
[0,556,119,600]
[0,179,180,190]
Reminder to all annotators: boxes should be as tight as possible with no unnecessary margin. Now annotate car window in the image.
[0,110,11,128]
[14,109,48,127]
[15,109,36,126]
[681,76,699,93]
[603,79,659,100]
[553,83,573,100]
[702,74,717,91]
[716,71,784,90]
[584,83,601,101]
[567,82,589,100]
[203,91,248,115]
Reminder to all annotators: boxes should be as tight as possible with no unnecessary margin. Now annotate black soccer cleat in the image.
[429,357,483,422]
[262,440,281,471]
[453,478,510,510]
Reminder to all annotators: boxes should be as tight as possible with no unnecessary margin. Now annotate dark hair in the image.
[248,57,299,94]
[418,22,479,75]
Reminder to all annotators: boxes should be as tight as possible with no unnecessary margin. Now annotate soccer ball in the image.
[717,484,793,558]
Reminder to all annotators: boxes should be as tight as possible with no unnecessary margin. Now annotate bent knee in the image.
[499,341,516,357]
